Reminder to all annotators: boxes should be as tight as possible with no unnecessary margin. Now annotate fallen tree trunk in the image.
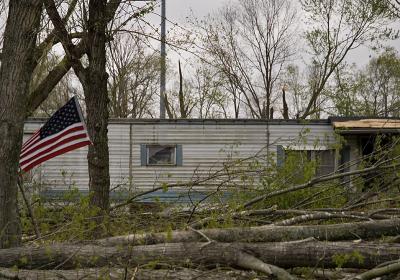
[189,208,392,229]
[1,241,399,270]
[292,267,360,279]
[350,260,400,280]
[0,267,258,280]
[97,218,400,246]
[273,212,371,226]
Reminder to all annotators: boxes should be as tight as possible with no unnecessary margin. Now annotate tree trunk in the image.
[0,0,42,249]
[178,60,187,118]
[43,0,125,214]
[282,86,289,120]
[97,218,400,246]
[0,241,399,269]
[0,268,257,280]
[84,0,110,212]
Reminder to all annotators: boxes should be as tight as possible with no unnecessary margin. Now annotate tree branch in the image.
[44,0,87,83]
[241,157,400,209]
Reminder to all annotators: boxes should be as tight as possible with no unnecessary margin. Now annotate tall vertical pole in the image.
[160,0,166,119]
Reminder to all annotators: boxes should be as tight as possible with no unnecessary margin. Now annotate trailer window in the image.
[277,145,335,176]
[315,150,335,176]
[147,145,176,165]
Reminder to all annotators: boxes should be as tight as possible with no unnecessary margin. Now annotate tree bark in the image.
[0,0,42,249]
[44,0,122,214]
[83,0,110,212]
[352,260,400,280]
[178,60,187,118]
[26,41,87,116]
[282,86,289,120]
[97,218,400,246]
[0,267,258,280]
[0,241,399,270]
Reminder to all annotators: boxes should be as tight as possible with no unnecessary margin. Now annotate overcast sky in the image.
[144,0,400,68]
[165,0,227,20]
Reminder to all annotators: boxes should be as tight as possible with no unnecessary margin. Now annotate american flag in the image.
[20,97,91,173]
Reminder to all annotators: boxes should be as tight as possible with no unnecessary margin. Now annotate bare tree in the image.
[44,0,157,215]
[0,0,95,248]
[107,33,159,118]
[193,62,229,119]
[281,65,309,119]
[164,61,196,119]
[300,0,392,118]
[45,0,113,215]
[0,0,149,245]
[197,0,297,119]
[164,60,229,119]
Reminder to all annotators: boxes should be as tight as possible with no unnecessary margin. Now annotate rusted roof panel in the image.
[333,119,400,129]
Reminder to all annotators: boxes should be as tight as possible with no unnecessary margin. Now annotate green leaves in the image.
[161,182,169,193]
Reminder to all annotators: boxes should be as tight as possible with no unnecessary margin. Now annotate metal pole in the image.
[160,0,166,119]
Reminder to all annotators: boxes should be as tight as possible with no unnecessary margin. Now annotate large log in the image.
[351,260,400,280]
[97,218,400,246]
[0,267,257,280]
[0,241,399,270]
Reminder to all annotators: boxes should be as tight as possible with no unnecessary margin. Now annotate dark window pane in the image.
[147,145,175,165]
[316,150,335,176]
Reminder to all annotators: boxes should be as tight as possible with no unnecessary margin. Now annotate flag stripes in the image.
[21,130,40,151]
[20,131,87,164]
[19,97,91,173]
[21,141,91,172]
[20,123,85,158]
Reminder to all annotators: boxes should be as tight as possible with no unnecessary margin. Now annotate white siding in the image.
[23,120,336,192]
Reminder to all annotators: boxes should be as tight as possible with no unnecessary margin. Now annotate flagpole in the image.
[160,0,166,119]
[73,95,92,144]
[17,173,41,240]
[133,0,166,118]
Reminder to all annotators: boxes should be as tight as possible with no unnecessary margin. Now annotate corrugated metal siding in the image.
[23,120,336,193]
[130,123,335,191]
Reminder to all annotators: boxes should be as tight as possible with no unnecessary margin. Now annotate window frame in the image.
[277,145,336,176]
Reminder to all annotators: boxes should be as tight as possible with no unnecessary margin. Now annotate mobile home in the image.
[22,118,400,201]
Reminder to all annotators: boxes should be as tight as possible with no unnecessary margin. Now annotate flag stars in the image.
[39,98,82,139]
